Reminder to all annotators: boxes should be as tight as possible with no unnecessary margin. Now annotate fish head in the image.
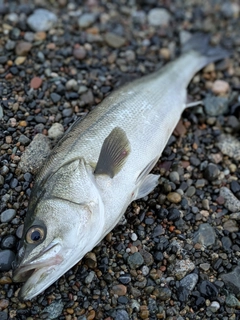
[13,159,105,300]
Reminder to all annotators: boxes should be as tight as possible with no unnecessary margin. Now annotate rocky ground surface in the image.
[0,0,240,319]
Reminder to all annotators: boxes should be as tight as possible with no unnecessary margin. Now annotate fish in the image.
[13,33,229,300]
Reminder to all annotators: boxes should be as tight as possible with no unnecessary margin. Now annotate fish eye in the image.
[26,226,45,244]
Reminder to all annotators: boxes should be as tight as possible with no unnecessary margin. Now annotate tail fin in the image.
[182,32,230,64]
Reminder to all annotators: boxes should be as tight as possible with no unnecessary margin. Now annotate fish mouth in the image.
[13,242,63,300]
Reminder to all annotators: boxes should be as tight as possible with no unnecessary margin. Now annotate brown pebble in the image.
[66,308,74,314]
[112,284,127,296]
[73,45,87,60]
[139,306,149,319]
[34,31,47,41]
[15,41,32,56]
[15,56,26,65]
[87,310,96,320]
[0,276,12,285]
[174,119,187,136]
[19,120,27,127]
[0,299,9,310]
[5,136,12,144]
[84,252,97,269]
[46,43,56,50]
[212,80,230,95]
[167,192,181,203]
[30,77,43,89]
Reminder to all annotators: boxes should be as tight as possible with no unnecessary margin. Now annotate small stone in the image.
[87,310,96,320]
[1,209,16,223]
[1,235,17,250]
[200,263,211,271]
[204,163,220,181]
[155,287,172,301]
[81,89,94,105]
[112,284,127,296]
[19,134,31,146]
[66,79,78,91]
[50,92,61,103]
[0,299,9,310]
[174,259,195,280]
[169,171,179,183]
[105,32,126,48]
[0,311,8,320]
[19,134,51,174]
[85,271,95,284]
[223,220,238,233]
[73,46,87,60]
[147,8,171,26]
[119,274,131,284]
[0,250,16,272]
[30,77,43,89]
[78,13,96,28]
[27,9,57,32]
[34,31,47,41]
[212,80,230,95]
[209,301,220,312]
[220,187,240,212]
[15,42,32,56]
[204,94,229,116]
[217,134,240,161]
[193,223,216,247]
[84,252,97,269]
[225,294,240,308]
[221,266,240,294]
[127,252,144,269]
[198,280,218,298]
[177,273,198,302]
[15,56,26,65]
[130,233,138,241]
[40,299,64,320]
[48,123,64,140]
[167,192,181,203]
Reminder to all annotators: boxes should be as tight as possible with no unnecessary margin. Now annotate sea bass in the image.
[13,33,228,300]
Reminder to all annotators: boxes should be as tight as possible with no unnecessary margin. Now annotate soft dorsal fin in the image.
[94,127,131,178]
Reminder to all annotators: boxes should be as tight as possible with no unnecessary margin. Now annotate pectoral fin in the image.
[133,174,160,200]
[94,127,131,178]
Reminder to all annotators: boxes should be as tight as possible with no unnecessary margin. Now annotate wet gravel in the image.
[0,0,240,319]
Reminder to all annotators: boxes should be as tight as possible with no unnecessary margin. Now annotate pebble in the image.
[105,32,126,48]
[221,266,240,294]
[223,219,238,232]
[19,134,51,174]
[209,301,220,312]
[15,41,32,56]
[0,250,15,272]
[127,252,144,269]
[203,94,229,116]
[217,134,240,161]
[30,77,43,89]
[225,294,240,308]
[203,163,220,181]
[78,13,96,28]
[211,79,230,96]
[15,56,26,65]
[1,235,17,250]
[112,284,127,296]
[85,271,95,284]
[19,134,31,146]
[169,171,179,183]
[220,187,240,212]
[193,223,216,247]
[84,252,97,269]
[174,259,195,280]
[198,280,218,298]
[155,287,172,301]
[73,46,87,60]
[147,8,171,26]
[0,311,8,320]
[48,123,64,140]
[50,92,61,103]
[167,192,181,203]
[177,273,198,302]
[40,299,64,319]
[66,79,78,91]
[27,9,57,32]
[1,209,16,223]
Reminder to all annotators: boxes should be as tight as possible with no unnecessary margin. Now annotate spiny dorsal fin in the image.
[94,127,131,178]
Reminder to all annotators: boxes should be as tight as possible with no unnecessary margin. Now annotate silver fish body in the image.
[13,34,228,300]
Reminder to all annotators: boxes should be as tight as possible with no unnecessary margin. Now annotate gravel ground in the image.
[0,0,240,319]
